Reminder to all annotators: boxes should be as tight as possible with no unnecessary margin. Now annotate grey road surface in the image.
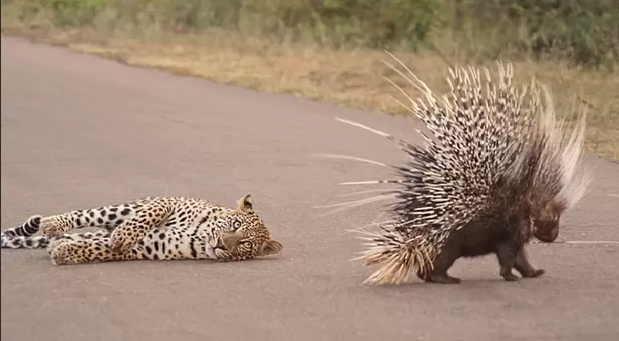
[2,36,619,341]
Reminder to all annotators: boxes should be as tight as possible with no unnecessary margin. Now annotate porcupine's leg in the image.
[495,242,521,281]
[513,248,545,278]
[416,247,462,284]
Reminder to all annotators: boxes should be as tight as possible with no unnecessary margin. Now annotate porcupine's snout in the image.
[533,218,560,243]
[527,194,565,243]
[532,199,565,243]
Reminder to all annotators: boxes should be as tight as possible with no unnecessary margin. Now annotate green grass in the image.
[2,0,618,159]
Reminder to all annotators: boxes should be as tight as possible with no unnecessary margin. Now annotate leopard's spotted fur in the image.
[1,215,112,249]
[1,194,283,265]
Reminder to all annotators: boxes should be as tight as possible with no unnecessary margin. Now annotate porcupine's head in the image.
[531,199,564,242]
[523,88,591,243]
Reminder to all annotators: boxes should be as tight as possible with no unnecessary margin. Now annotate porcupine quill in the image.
[315,52,592,285]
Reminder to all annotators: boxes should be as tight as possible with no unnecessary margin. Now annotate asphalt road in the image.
[2,36,618,341]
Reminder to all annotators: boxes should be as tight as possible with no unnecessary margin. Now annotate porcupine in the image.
[317,53,591,285]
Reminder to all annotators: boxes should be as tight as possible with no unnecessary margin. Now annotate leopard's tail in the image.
[1,215,51,249]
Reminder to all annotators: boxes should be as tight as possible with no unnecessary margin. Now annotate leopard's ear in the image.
[258,238,283,256]
[236,194,253,213]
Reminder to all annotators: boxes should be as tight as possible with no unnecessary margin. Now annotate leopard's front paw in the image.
[109,228,137,253]
[214,248,234,261]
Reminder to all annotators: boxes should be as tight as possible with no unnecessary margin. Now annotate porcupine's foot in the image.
[419,272,462,284]
[519,269,545,278]
[500,270,519,282]
[416,248,461,284]
[496,243,521,282]
[514,248,545,278]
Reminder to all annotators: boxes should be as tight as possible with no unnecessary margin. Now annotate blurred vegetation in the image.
[2,0,618,69]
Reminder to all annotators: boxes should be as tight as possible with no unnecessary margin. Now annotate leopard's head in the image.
[215,194,283,261]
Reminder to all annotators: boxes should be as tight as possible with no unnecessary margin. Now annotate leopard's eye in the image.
[242,241,252,248]
[232,220,242,229]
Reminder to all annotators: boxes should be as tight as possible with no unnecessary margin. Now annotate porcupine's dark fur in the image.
[317,53,591,285]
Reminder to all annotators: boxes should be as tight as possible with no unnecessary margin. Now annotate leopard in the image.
[0,194,283,265]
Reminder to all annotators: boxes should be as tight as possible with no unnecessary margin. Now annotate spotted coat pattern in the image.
[1,194,283,265]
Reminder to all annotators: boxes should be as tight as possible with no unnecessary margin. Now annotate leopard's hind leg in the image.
[41,197,153,237]
[45,229,112,254]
